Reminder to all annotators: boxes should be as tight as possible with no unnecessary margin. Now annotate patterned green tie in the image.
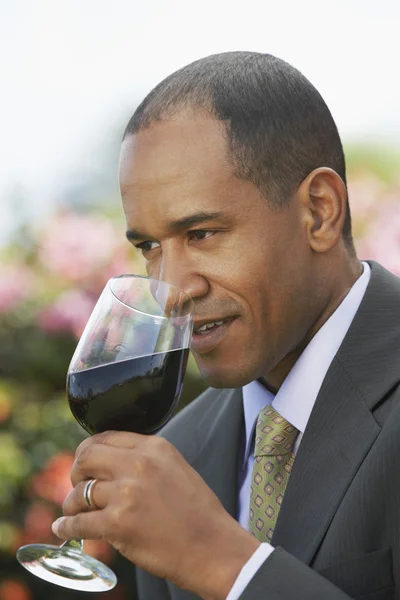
[248,406,298,542]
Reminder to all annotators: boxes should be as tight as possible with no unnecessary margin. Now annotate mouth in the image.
[191,317,237,354]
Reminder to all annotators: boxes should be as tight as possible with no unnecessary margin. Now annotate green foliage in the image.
[345,143,400,183]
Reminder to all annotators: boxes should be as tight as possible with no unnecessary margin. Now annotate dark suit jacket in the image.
[136,261,400,600]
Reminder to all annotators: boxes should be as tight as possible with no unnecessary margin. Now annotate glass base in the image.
[16,543,117,592]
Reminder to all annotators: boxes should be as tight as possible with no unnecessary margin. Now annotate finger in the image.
[63,479,112,515]
[76,430,147,457]
[52,511,104,541]
[62,479,104,516]
[71,443,135,486]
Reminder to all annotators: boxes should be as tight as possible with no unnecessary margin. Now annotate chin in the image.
[196,362,258,389]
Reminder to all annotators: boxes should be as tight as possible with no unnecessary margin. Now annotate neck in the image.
[262,258,363,391]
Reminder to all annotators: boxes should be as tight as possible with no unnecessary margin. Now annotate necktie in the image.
[248,406,298,542]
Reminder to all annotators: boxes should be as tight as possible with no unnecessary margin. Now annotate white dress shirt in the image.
[227,262,371,600]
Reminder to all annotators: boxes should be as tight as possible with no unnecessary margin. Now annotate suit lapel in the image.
[273,261,400,563]
[191,388,244,518]
[272,359,380,562]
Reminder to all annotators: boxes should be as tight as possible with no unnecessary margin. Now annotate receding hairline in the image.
[121,107,240,190]
[122,101,228,139]
[121,50,353,250]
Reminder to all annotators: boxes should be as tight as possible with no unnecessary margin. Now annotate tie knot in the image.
[254,406,298,458]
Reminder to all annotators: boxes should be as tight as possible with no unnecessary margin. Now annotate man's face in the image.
[119,114,318,388]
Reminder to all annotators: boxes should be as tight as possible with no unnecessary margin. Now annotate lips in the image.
[194,319,225,334]
[191,317,237,354]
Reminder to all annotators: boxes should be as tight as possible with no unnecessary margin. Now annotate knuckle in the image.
[153,436,176,460]
[107,480,139,530]
[94,430,127,447]
[133,452,153,477]
[93,430,113,444]
[75,437,92,457]
[150,436,175,458]
[62,484,84,516]
[62,494,73,516]
[117,478,133,499]
[152,436,169,451]
[75,444,92,467]
[108,504,125,533]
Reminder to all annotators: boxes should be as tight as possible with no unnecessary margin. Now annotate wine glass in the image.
[16,275,194,592]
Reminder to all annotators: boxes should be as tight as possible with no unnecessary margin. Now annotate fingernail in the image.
[51,518,64,536]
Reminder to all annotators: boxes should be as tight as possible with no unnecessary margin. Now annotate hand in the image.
[53,431,260,600]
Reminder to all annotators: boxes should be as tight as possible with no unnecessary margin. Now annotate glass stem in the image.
[60,539,84,552]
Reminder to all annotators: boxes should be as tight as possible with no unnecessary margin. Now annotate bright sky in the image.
[1,0,399,242]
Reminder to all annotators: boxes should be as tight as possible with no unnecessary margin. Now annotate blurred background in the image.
[0,1,399,599]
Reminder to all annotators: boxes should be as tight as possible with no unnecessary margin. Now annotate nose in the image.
[157,249,209,302]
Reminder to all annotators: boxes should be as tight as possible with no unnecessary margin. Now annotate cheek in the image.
[145,259,158,278]
[140,250,165,279]
[218,244,280,309]
[201,232,269,286]
[228,246,305,352]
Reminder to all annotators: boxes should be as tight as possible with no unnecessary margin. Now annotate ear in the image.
[297,167,347,253]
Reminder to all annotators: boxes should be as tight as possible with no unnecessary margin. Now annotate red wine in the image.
[67,349,189,435]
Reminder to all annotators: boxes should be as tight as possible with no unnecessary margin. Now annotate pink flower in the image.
[38,212,123,284]
[356,199,400,276]
[0,264,36,313]
[85,246,142,295]
[348,173,385,225]
[38,289,96,338]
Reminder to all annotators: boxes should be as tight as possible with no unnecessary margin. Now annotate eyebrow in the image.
[125,211,225,242]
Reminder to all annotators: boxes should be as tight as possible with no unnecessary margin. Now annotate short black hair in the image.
[123,51,353,249]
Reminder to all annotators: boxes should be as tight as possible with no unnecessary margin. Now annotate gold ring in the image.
[83,478,98,509]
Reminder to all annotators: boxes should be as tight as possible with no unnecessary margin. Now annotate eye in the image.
[135,240,160,254]
[188,230,215,241]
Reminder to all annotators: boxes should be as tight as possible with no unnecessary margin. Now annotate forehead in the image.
[120,116,226,173]
[118,115,271,235]
[119,116,240,217]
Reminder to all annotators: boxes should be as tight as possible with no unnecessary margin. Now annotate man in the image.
[53,52,400,599]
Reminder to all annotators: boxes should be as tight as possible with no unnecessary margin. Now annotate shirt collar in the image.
[242,261,371,464]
